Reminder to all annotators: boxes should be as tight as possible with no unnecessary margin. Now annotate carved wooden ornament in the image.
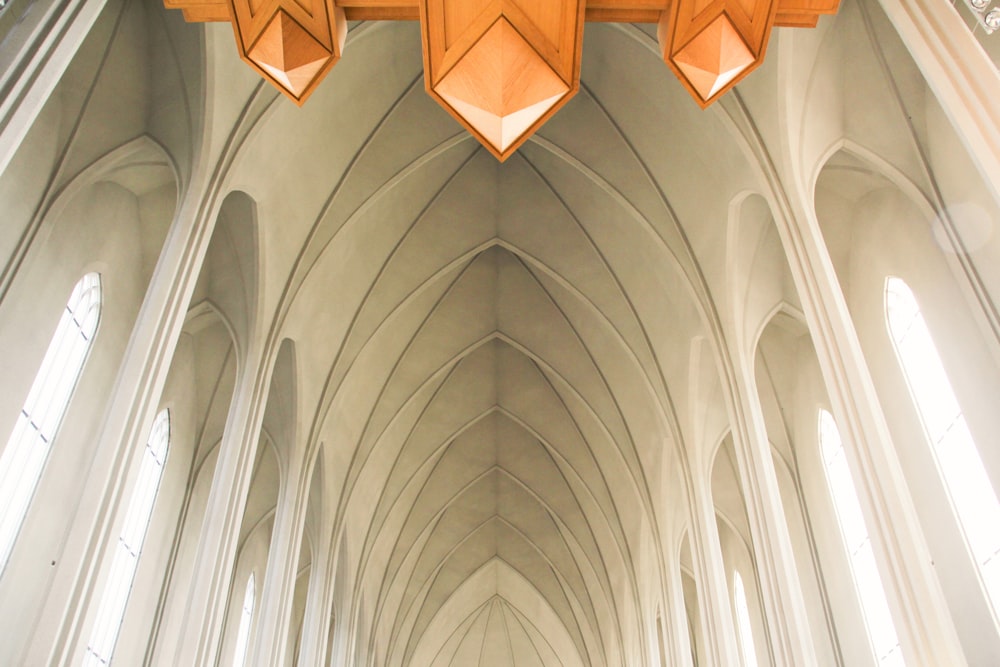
[419,0,586,160]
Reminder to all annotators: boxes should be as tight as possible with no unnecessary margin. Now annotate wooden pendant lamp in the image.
[163,0,838,159]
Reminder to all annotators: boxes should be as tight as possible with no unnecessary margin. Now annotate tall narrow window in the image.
[820,410,903,666]
[0,273,101,572]
[886,277,1000,615]
[82,409,170,666]
[233,573,255,667]
[733,572,758,667]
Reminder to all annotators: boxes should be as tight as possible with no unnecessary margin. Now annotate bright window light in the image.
[733,572,758,667]
[233,573,255,667]
[0,273,101,573]
[820,410,904,666]
[885,277,1000,618]
[82,409,170,666]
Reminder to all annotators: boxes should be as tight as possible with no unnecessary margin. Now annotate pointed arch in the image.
[819,409,903,666]
[83,409,171,666]
[885,276,1000,618]
[0,272,101,571]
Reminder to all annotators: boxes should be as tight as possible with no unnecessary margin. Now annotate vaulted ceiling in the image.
[170,0,952,661]
[230,24,721,659]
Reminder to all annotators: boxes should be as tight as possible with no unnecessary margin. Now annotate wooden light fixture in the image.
[164,0,838,157]
[420,0,585,160]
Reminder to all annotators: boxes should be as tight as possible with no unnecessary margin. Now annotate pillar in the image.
[665,550,697,667]
[719,90,969,664]
[688,477,741,666]
[726,352,820,666]
[249,450,311,665]
[17,161,223,664]
[172,350,274,666]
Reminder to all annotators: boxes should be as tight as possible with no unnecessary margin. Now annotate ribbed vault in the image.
[422,595,572,667]
[225,20,724,666]
[3,0,1000,665]
[185,3,961,663]
[339,243,653,666]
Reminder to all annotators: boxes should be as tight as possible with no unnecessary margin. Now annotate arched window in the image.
[820,409,903,666]
[233,573,255,667]
[82,409,170,666]
[886,277,1000,614]
[0,272,101,572]
[733,572,758,667]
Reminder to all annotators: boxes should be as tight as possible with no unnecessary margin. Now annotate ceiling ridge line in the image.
[383,512,499,661]
[342,325,631,534]
[437,599,489,667]
[364,405,621,636]
[516,146,688,535]
[375,473,610,661]
[295,142,478,452]
[335,234,671,453]
[261,70,428,337]
[336,327,644,649]
[526,121,727,621]
[327,234,489,538]
[362,412,510,590]
[404,555,589,666]
[508,248,665,508]
[380,453,613,622]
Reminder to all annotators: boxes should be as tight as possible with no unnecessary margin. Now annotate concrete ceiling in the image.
[174,1,944,662]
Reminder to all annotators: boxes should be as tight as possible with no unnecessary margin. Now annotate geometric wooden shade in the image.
[230,0,346,104]
[248,11,334,99]
[419,0,585,161]
[672,15,756,102]
[658,0,776,107]
[163,0,841,151]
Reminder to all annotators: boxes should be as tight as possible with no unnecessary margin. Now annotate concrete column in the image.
[720,91,968,664]
[875,0,1000,203]
[172,350,274,667]
[665,553,696,667]
[726,354,820,666]
[0,0,109,178]
[790,212,965,665]
[688,478,741,666]
[796,215,967,665]
[294,544,334,667]
[18,166,223,665]
[249,452,311,666]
